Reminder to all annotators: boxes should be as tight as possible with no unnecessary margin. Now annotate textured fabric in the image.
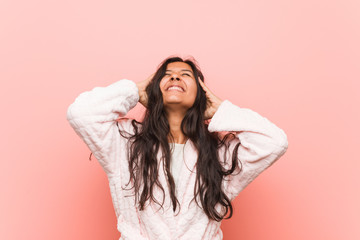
[170,143,185,194]
[66,79,289,240]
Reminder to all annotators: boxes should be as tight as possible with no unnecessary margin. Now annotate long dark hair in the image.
[93,55,242,221]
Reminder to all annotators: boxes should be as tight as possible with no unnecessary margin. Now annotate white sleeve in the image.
[208,100,289,200]
[66,79,139,177]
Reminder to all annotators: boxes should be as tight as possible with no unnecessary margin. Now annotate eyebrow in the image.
[165,69,193,74]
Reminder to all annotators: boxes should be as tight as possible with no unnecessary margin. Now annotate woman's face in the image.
[159,62,198,111]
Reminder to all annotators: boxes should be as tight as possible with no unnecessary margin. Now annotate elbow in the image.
[66,91,92,122]
[66,94,88,122]
[279,128,289,149]
[66,104,72,122]
[66,101,82,122]
[66,102,76,122]
[272,128,289,156]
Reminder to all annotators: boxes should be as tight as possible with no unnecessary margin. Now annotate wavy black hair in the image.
[91,55,242,221]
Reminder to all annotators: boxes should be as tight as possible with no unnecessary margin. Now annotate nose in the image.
[170,76,180,81]
[170,73,180,81]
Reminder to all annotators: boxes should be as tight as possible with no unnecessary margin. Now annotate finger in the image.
[199,79,212,95]
[198,78,208,91]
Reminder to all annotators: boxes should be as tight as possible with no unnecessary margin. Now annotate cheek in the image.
[188,84,198,98]
[159,80,166,92]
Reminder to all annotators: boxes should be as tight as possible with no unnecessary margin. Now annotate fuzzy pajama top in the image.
[66,79,289,240]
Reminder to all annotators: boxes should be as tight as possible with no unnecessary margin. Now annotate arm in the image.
[66,79,139,177]
[208,100,289,201]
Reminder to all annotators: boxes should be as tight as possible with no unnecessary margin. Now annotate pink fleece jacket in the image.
[66,79,288,240]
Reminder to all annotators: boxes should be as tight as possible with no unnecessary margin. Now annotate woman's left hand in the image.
[198,78,224,120]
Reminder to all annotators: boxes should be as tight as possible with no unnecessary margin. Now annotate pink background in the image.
[1,0,359,239]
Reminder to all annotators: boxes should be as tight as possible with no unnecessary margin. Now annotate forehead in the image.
[166,62,193,71]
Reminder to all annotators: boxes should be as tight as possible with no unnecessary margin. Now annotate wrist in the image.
[214,99,224,111]
[135,83,141,96]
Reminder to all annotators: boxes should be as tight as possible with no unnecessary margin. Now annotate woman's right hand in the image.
[136,72,155,108]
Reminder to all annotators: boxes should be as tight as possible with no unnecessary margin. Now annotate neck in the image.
[166,107,188,144]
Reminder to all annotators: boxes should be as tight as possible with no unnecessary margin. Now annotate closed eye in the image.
[164,73,191,77]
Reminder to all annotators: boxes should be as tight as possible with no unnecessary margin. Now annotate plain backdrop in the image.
[1,0,359,239]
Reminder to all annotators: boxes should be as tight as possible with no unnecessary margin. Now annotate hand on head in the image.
[198,79,224,120]
[136,72,155,108]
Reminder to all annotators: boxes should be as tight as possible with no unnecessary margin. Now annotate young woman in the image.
[66,56,288,240]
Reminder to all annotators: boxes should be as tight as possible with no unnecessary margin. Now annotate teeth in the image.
[168,86,184,91]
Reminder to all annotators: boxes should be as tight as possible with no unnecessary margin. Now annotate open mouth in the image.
[167,86,185,92]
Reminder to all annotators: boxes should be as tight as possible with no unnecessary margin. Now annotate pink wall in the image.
[1,0,359,239]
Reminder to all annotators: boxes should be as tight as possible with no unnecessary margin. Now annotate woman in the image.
[66,56,288,240]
